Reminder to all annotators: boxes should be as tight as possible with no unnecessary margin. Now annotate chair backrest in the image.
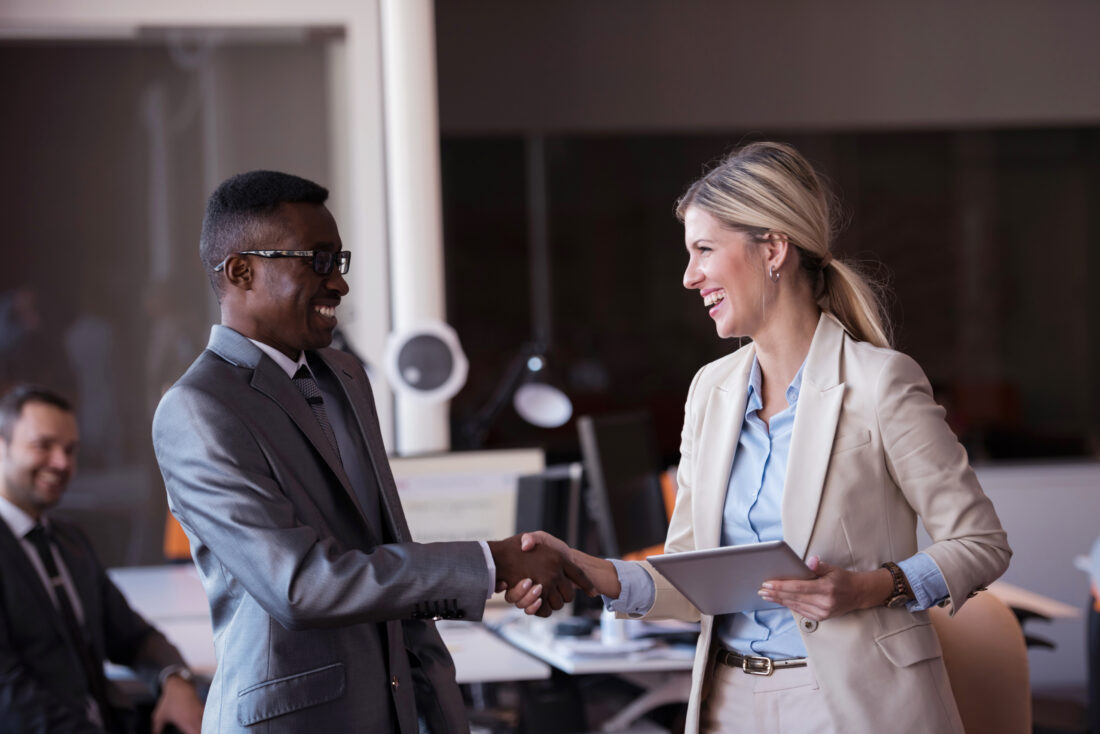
[929,592,1031,734]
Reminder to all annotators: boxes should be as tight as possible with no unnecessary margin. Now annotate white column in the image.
[379,0,450,454]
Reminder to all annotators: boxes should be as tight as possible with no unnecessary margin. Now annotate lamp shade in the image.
[514,382,572,427]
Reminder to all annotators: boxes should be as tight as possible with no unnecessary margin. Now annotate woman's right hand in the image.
[503,531,622,615]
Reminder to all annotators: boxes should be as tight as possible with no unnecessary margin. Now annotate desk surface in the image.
[493,615,695,675]
[107,565,549,684]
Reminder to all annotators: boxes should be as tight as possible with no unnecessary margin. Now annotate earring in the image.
[770,267,780,282]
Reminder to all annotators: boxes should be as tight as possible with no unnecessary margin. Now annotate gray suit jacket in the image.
[0,517,185,733]
[153,326,488,733]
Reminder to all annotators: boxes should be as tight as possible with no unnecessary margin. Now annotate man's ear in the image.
[222,255,254,291]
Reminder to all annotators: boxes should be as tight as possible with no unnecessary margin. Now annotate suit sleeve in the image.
[0,583,103,733]
[153,384,489,630]
[876,351,1011,614]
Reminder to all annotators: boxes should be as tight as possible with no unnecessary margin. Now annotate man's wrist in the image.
[158,664,195,690]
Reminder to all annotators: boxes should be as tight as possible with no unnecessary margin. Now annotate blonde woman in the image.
[511,142,1011,733]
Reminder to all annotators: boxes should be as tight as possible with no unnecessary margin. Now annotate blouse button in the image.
[800,617,819,633]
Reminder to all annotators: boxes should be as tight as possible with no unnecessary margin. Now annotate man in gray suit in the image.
[152,171,590,733]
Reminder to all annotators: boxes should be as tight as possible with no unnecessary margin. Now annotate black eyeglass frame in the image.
[213,249,351,275]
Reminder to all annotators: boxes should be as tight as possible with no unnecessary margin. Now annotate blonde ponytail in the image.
[678,142,892,348]
[818,259,891,348]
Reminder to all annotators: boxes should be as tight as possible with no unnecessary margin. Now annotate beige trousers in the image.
[701,658,838,734]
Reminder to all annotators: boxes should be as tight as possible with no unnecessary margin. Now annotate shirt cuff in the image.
[898,552,950,611]
[478,540,496,600]
[604,559,656,617]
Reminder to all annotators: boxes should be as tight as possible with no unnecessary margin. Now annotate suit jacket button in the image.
[391,675,399,690]
[455,610,466,619]
[800,617,818,633]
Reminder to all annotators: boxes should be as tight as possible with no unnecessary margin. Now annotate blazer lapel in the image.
[782,313,846,559]
[693,346,754,549]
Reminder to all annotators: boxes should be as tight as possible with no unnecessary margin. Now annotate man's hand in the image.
[756,556,894,622]
[488,534,597,618]
[502,531,622,616]
[151,674,204,734]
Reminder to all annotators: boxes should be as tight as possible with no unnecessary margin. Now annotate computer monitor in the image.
[390,448,544,542]
[514,463,584,549]
[577,411,669,558]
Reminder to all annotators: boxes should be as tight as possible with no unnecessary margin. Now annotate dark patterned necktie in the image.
[293,365,342,461]
[25,525,114,730]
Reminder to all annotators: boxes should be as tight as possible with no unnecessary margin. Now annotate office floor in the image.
[466,674,685,734]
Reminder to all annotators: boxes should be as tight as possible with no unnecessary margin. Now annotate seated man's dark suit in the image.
[0,515,187,733]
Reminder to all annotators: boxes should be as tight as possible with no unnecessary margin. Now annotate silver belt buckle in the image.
[741,654,775,676]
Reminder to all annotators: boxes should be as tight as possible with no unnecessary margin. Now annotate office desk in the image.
[493,614,696,731]
[107,565,550,684]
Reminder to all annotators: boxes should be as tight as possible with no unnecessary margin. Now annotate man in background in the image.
[0,385,204,733]
[153,170,589,733]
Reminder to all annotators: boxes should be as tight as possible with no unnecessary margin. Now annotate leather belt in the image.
[715,647,808,676]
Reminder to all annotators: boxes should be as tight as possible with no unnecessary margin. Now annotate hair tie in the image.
[820,253,833,270]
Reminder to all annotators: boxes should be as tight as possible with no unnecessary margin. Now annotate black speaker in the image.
[383,322,468,402]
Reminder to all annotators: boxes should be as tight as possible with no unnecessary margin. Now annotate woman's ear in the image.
[763,231,791,272]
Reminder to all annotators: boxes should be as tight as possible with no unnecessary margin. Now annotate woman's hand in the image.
[756,556,894,622]
[501,531,621,616]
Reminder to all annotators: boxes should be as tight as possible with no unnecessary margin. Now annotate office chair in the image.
[930,591,1031,734]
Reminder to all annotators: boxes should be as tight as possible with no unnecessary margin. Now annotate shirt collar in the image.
[0,493,42,538]
[745,355,807,418]
[248,338,309,379]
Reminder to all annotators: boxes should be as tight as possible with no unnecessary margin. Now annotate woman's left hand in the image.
[757,557,892,622]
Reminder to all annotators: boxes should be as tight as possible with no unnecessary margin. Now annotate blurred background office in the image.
[1,1,1098,730]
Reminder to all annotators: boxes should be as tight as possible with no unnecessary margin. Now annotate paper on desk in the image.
[553,638,655,657]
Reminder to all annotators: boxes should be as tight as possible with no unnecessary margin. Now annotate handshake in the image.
[487,531,620,618]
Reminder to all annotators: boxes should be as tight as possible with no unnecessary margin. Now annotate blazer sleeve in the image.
[876,351,1011,614]
[153,384,489,631]
[636,365,706,621]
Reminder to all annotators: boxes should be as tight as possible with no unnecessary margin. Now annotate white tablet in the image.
[646,540,813,615]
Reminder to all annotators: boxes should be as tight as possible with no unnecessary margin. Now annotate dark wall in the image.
[441,129,1100,462]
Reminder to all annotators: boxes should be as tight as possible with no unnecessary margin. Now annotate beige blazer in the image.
[637,312,1011,734]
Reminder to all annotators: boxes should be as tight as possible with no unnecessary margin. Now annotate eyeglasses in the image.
[213,249,351,275]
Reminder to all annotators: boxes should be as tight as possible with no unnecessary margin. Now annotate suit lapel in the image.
[50,525,104,654]
[319,351,410,543]
[694,346,754,549]
[0,520,68,642]
[782,314,846,559]
[206,326,370,525]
